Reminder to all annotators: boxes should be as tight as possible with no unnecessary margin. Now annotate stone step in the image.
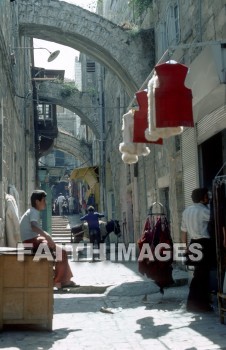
[51,216,72,246]
[52,221,69,224]
[52,232,70,234]
[52,232,71,236]
[52,223,69,226]
[52,217,68,219]
[52,223,69,225]
[51,228,71,231]
[52,227,70,230]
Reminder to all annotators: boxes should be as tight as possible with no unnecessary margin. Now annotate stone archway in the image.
[37,81,100,138]
[18,0,154,97]
[56,129,92,166]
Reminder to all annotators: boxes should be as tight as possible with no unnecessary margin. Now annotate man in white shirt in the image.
[20,190,78,289]
[181,187,214,312]
[56,193,66,216]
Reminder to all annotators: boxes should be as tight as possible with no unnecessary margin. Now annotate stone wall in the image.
[0,1,36,245]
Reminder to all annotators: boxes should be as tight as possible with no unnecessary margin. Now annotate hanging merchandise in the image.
[137,202,174,294]
[155,62,194,127]
[133,90,163,144]
[119,109,150,164]
[145,61,194,142]
[212,176,226,323]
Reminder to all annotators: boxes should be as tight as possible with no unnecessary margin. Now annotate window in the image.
[156,2,180,60]
[175,135,181,152]
[37,104,52,121]
[167,4,180,46]
[86,61,95,73]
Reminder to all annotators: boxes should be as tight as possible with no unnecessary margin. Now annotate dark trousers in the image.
[89,228,101,248]
[187,238,212,310]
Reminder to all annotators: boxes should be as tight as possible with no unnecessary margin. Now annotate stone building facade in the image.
[1,0,226,250]
[95,0,226,245]
[0,1,36,245]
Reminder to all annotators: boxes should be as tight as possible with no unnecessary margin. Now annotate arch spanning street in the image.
[37,81,100,138]
[56,129,92,166]
[18,0,154,97]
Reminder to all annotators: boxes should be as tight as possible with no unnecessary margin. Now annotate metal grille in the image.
[181,127,199,208]
[197,106,226,144]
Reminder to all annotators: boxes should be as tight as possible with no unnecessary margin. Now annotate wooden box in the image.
[0,252,53,331]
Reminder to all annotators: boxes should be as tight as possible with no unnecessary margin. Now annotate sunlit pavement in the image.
[1,216,226,350]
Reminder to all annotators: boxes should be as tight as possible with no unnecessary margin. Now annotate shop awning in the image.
[70,166,99,187]
[70,166,100,205]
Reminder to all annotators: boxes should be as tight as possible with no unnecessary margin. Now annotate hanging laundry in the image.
[137,208,174,293]
[119,109,150,164]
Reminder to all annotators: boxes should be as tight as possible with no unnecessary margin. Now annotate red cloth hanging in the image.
[133,90,163,144]
[137,215,174,292]
[154,62,194,128]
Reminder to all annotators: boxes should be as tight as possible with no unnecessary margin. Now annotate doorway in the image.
[199,131,225,189]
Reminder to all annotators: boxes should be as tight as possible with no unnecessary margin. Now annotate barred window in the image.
[86,62,95,72]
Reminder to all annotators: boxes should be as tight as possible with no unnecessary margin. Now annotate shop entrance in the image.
[199,131,226,189]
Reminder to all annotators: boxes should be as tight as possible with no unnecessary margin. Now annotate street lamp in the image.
[12,47,60,62]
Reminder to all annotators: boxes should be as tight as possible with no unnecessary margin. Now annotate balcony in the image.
[32,68,65,158]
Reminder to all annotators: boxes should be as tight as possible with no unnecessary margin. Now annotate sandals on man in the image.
[61,281,80,288]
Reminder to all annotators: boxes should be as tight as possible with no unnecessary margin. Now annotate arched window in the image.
[156,1,180,60]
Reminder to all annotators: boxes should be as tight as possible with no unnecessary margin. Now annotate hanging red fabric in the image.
[133,90,163,144]
[137,214,174,293]
[154,62,194,128]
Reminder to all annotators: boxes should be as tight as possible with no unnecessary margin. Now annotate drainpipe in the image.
[98,67,105,213]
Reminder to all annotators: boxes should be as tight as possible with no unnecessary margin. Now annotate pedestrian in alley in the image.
[68,195,75,215]
[181,187,214,312]
[62,198,69,216]
[80,205,104,248]
[56,192,66,216]
[20,190,79,289]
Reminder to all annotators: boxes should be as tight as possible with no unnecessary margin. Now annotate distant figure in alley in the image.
[57,193,66,216]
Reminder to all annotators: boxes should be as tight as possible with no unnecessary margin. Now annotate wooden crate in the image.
[0,252,53,331]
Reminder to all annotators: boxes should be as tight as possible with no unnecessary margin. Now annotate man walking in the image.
[56,193,66,216]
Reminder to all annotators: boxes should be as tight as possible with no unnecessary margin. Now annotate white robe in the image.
[5,193,21,247]
[119,110,150,164]
[145,73,183,142]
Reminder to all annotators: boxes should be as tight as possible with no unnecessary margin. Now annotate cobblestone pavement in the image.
[1,215,226,350]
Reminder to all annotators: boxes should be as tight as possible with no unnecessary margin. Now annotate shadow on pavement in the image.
[135,316,171,339]
[135,311,225,349]
[0,327,81,349]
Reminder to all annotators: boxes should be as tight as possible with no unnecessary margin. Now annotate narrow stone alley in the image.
[0,215,226,350]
